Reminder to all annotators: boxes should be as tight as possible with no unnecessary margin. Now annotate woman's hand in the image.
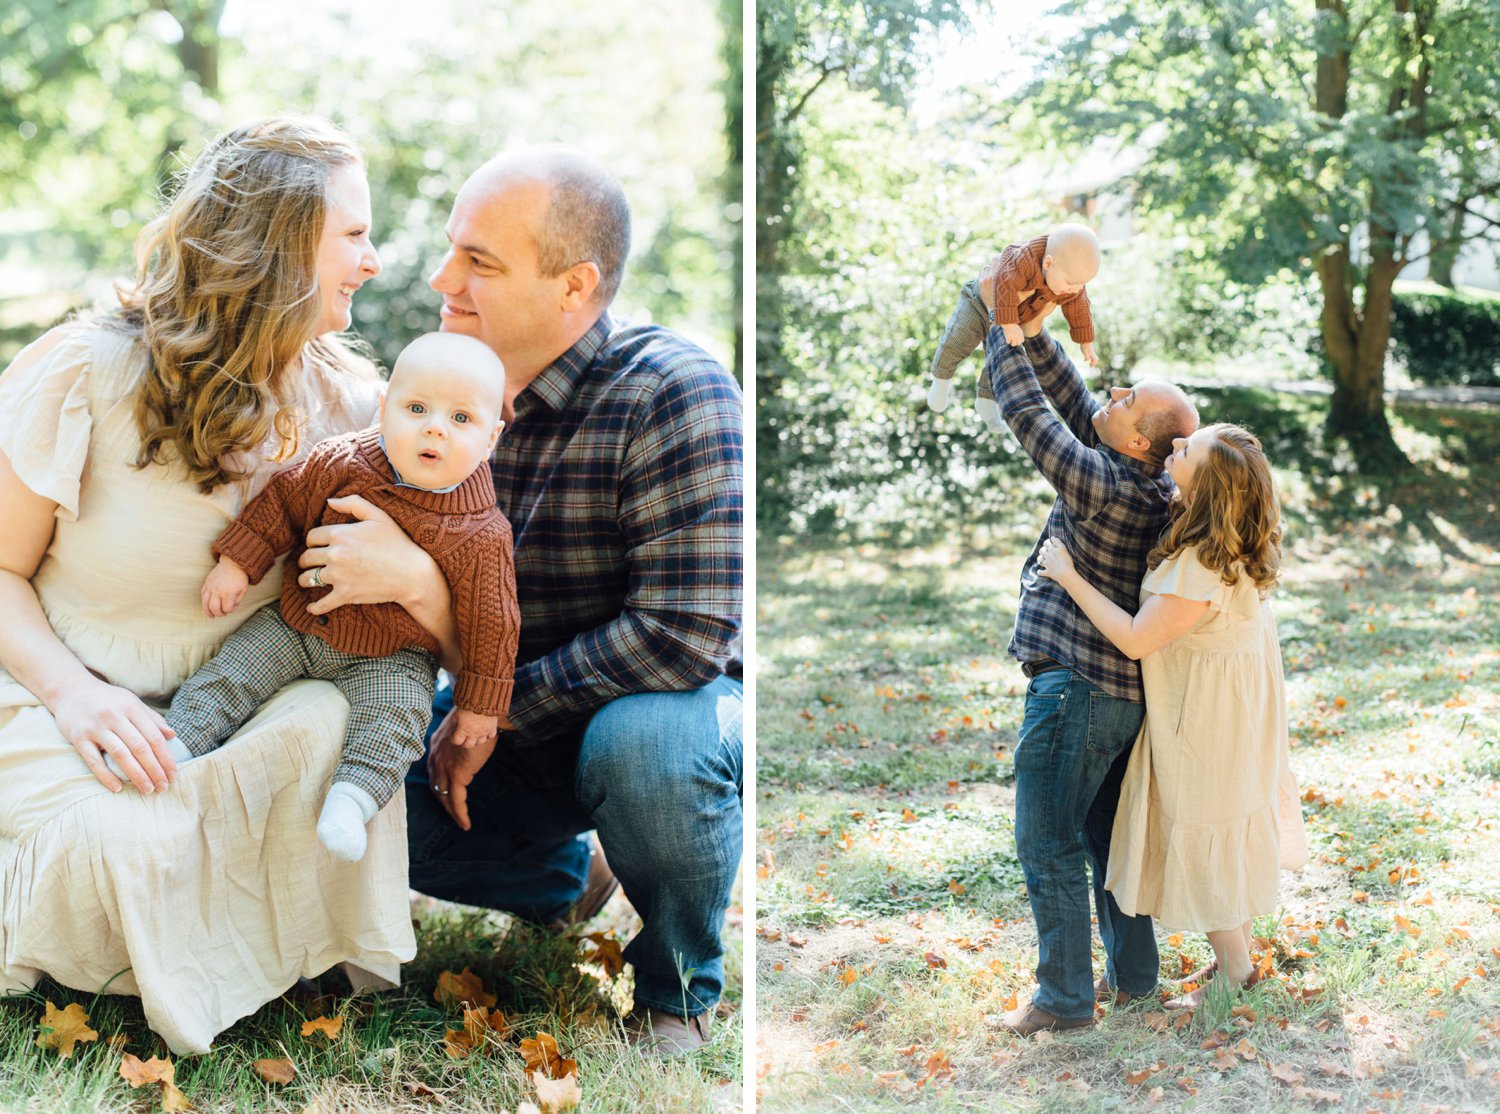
[425,710,497,831]
[52,678,178,794]
[298,495,436,615]
[1035,535,1077,585]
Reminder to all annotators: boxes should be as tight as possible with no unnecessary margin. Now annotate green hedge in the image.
[1390,289,1500,387]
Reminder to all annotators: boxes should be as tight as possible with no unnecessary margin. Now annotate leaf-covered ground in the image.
[755,394,1500,1112]
[1,886,742,1112]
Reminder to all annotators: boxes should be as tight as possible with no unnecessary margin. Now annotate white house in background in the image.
[1026,137,1500,293]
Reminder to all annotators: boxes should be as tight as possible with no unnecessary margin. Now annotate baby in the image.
[159,331,520,862]
[928,225,1101,430]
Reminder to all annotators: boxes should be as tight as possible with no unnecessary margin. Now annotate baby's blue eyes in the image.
[405,403,471,424]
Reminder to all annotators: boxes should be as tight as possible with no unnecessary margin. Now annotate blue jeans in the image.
[405,675,743,1020]
[1013,669,1158,1019]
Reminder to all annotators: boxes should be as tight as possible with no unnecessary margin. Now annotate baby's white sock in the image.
[974,396,1005,431]
[927,377,954,412]
[317,782,380,863]
[104,735,195,784]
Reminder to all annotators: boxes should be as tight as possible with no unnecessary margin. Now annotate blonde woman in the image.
[0,118,430,1052]
[1036,423,1306,1007]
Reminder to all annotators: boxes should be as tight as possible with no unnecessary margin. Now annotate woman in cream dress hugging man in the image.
[0,117,433,1053]
[1036,422,1307,1005]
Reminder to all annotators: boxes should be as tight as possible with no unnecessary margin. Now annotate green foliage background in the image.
[0,0,740,378]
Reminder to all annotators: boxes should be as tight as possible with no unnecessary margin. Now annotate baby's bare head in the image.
[1041,225,1100,296]
[381,333,507,491]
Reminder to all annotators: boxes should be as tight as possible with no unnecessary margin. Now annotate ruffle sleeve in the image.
[0,326,95,521]
[1142,546,1260,622]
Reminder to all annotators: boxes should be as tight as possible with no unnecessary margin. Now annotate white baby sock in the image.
[317,782,380,863]
[104,735,196,784]
[927,377,954,412]
[974,396,1005,431]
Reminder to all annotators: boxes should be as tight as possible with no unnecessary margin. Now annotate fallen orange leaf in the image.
[520,1032,578,1080]
[839,966,857,985]
[582,933,626,979]
[35,1001,97,1059]
[253,1058,296,1085]
[433,967,497,1009]
[300,1016,343,1041]
[532,1069,582,1113]
[1268,1062,1305,1085]
[119,1054,191,1112]
[924,952,947,969]
[1125,1061,1165,1085]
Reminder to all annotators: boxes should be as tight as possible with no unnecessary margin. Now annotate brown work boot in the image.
[987,1000,1096,1037]
[627,1007,714,1057]
[548,839,620,931]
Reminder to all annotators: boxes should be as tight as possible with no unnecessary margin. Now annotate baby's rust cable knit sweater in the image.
[214,426,520,717]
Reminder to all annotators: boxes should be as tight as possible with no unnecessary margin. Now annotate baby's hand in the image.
[202,557,249,618]
[452,708,499,748]
[1002,323,1025,348]
[1035,536,1076,582]
[1081,342,1098,367]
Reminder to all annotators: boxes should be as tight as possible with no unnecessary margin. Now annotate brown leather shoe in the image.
[627,1007,714,1057]
[990,1001,1096,1036]
[548,839,620,931]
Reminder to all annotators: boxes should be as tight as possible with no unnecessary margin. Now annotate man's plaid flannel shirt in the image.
[986,329,1175,704]
[489,313,742,746]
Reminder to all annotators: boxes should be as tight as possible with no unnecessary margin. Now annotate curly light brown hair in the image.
[110,117,369,492]
[1147,423,1283,594]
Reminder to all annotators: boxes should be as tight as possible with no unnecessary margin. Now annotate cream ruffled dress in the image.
[1105,547,1308,932]
[0,324,415,1054]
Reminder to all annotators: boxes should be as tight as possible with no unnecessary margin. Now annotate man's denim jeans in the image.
[405,675,743,1020]
[1013,669,1158,1019]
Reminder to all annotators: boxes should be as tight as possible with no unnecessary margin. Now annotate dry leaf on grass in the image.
[531,1070,582,1112]
[1315,1056,1351,1078]
[1142,1011,1169,1033]
[582,933,626,979]
[924,952,947,969]
[253,1058,296,1085]
[35,1001,98,1059]
[444,1007,510,1059]
[406,1080,446,1103]
[300,1016,344,1041]
[433,967,497,1009]
[120,1053,190,1112]
[1292,1085,1342,1105]
[1268,1061,1305,1085]
[520,1032,578,1080]
[1125,1061,1165,1085]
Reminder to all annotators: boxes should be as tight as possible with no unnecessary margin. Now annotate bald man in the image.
[929,225,1101,430]
[300,147,743,1056]
[975,291,1198,1037]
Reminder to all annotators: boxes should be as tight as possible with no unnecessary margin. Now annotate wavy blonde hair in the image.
[111,117,366,492]
[1147,423,1283,593]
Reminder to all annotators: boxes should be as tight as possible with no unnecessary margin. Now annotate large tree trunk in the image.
[1321,249,1404,464]
[1428,200,1465,287]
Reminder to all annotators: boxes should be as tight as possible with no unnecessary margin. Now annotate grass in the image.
[0,887,742,1112]
[754,391,1500,1111]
